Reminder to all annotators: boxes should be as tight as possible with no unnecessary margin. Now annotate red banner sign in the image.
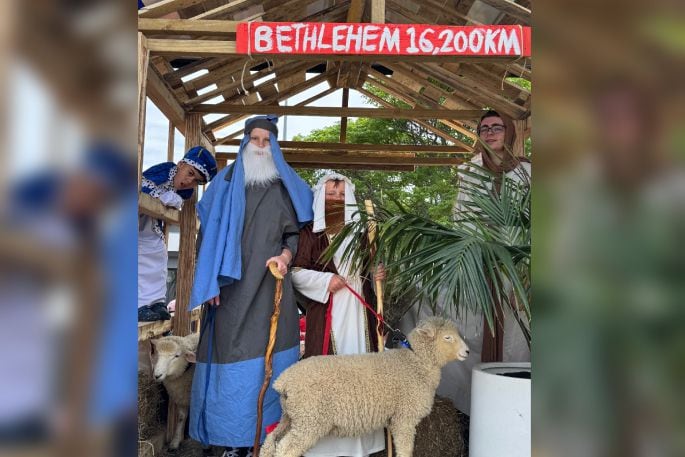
[237,22,531,57]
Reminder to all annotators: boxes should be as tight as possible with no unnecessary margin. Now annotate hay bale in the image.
[138,371,166,440]
[370,396,468,457]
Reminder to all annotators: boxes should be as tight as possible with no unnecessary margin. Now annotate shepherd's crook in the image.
[254,261,284,456]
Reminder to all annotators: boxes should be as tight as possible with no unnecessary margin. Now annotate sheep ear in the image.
[185,351,197,364]
[416,325,436,340]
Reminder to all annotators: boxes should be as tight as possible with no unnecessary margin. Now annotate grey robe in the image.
[189,179,301,447]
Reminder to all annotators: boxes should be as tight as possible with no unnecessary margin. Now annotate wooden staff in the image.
[364,200,393,456]
[253,262,284,456]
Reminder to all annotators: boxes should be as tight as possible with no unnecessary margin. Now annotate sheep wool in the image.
[150,333,199,450]
[261,317,469,457]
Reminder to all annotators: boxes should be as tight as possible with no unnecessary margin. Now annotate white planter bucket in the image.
[469,362,531,457]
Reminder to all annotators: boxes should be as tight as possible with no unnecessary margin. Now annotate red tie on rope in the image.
[322,283,389,355]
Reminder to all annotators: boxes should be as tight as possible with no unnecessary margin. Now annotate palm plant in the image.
[324,164,531,346]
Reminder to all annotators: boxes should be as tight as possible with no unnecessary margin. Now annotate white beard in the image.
[242,142,279,186]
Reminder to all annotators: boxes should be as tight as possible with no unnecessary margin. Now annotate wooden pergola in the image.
[137,0,531,338]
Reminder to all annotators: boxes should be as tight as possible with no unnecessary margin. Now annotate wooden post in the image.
[340,88,349,144]
[371,0,385,23]
[165,120,175,243]
[138,32,150,187]
[167,113,202,443]
[513,119,526,158]
[173,113,202,338]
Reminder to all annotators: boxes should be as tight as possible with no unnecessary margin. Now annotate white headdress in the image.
[312,173,359,233]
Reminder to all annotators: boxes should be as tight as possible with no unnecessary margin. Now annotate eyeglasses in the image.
[477,124,505,135]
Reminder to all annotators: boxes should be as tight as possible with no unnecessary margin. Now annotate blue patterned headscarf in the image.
[181,146,218,183]
[189,116,313,309]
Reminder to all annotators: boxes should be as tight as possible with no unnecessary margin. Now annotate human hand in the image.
[266,255,288,276]
[327,275,347,294]
[373,263,386,282]
[208,296,220,306]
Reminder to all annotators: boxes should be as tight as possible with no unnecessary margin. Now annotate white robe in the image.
[292,234,385,457]
[137,214,168,308]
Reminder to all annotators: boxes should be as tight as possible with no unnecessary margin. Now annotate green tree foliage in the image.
[293,117,467,224]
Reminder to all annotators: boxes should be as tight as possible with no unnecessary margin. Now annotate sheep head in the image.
[408,317,470,366]
[150,336,196,382]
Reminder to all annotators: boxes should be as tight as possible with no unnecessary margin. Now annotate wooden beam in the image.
[340,88,349,144]
[215,86,339,144]
[217,152,466,166]
[147,66,186,134]
[167,120,175,161]
[191,0,256,20]
[206,70,333,133]
[476,0,531,24]
[139,193,181,225]
[193,104,486,119]
[138,0,206,18]
[217,140,471,153]
[174,113,202,338]
[138,33,150,187]
[138,18,238,37]
[184,61,312,108]
[346,0,365,22]
[147,39,237,57]
[357,87,474,148]
[147,39,523,63]
[294,163,415,172]
[371,0,385,23]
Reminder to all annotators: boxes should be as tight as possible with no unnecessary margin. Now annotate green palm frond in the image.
[323,165,531,344]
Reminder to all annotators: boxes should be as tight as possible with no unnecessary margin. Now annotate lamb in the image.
[150,332,199,450]
[260,317,469,457]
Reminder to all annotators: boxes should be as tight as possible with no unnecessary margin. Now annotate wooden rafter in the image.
[217,140,471,153]
[215,85,339,144]
[138,0,208,18]
[192,105,486,119]
[357,87,474,148]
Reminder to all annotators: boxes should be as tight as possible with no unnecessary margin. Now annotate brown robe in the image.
[292,223,379,358]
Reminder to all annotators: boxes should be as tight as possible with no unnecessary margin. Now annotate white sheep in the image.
[150,332,199,450]
[260,317,469,457]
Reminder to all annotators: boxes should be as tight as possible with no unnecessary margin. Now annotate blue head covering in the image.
[181,146,218,183]
[189,115,313,309]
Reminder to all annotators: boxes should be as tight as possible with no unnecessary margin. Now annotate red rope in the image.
[322,283,388,355]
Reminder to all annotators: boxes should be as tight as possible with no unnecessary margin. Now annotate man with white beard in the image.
[187,116,313,457]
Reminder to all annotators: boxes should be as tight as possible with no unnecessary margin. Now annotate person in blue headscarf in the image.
[138,146,217,322]
[188,116,313,457]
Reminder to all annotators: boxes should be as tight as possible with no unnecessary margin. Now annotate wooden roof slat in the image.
[365,67,478,138]
[184,60,311,107]
[293,163,416,172]
[347,0,365,22]
[357,87,475,148]
[147,38,524,64]
[215,85,339,144]
[193,105,486,119]
[191,0,260,20]
[476,0,531,25]
[138,18,238,37]
[138,0,207,19]
[217,152,467,166]
[206,70,334,132]
[218,140,471,153]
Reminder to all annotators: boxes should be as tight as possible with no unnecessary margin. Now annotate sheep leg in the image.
[260,418,288,457]
[389,421,418,457]
[169,407,188,450]
[275,425,321,457]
